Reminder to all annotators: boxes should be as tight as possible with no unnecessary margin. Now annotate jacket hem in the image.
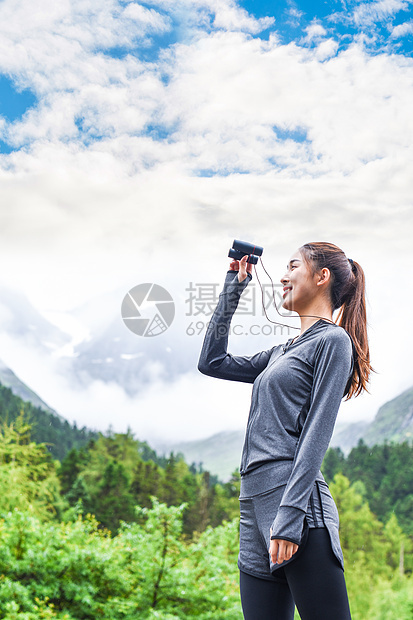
[238,561,285,583]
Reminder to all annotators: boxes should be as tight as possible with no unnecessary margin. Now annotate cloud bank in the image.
[0,0,412,441]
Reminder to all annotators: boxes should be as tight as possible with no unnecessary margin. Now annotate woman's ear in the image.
[316,267,331,287]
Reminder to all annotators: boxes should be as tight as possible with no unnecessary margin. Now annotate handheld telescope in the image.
[228,239,264,265]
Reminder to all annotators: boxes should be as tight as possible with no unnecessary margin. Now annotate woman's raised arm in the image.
[197,257,275,384]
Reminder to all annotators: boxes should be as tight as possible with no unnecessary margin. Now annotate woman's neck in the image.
[298,301,333,335]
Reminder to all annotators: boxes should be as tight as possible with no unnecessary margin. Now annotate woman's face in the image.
[280,250,320,313]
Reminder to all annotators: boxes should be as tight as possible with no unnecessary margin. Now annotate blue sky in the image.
[0,76,37,153]
[0,75,37,122]
[0,0,413,440]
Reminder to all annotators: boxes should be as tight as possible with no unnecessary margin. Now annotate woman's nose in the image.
[280,274,289,285]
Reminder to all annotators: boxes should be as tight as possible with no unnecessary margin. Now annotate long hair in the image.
[299,242,372,399]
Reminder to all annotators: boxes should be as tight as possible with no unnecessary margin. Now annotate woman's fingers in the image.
[269,539,279,565]
[237,255,249,282]
[284,542,298,561]
[229,256,253,281]
[269,539,299,565]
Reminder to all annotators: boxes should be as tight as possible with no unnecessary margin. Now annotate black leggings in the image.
[239,528,352,620]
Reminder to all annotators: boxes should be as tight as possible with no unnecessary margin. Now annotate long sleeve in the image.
[270,328,353,544]
[197,270,275,384]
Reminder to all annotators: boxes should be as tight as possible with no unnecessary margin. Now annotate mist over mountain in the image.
[0,283,200,396]
[0,285,70,352]
[66,284,208,395]
[330,420,370,454]
[363,386,413,446]
[1,285,413,477]
[68,312,193,396]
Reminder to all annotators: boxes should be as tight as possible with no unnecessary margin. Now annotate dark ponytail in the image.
[300,242,372,399]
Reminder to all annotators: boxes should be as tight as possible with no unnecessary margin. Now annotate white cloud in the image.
[391,19,413,36]
[304,22,327,42]
[146,0,275,33]
[314,39,339,60]
[122,3,171,31]
[157,34,413,173]
[286,6,304,28]
[0,0,170,113]
[211,1,274,34]
[353,0,410,26]
[2,0,412,175]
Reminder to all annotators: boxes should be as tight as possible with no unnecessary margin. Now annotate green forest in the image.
[1,383,413,619]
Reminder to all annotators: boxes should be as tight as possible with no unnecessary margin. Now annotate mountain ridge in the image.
[0,358,59,416]
[0,361,97,460]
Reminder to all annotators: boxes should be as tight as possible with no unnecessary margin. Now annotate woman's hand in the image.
[229,255,253,283]
[269,538,299,565]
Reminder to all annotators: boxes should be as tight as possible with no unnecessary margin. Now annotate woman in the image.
[198,242,372,620]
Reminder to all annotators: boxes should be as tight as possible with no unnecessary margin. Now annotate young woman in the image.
[198,242,372,620]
